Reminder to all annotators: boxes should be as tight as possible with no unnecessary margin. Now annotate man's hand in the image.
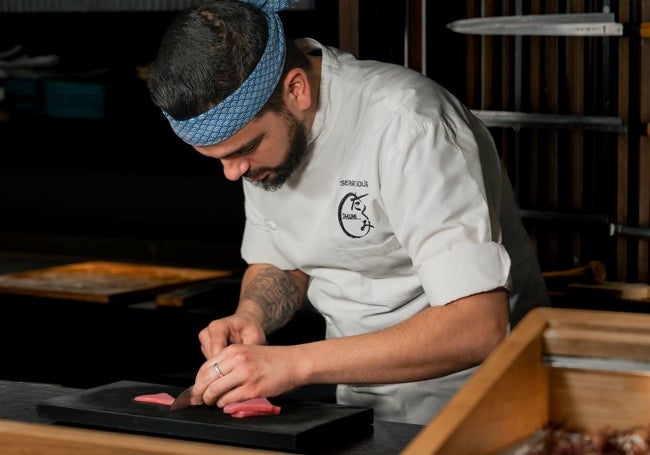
[192,344,305,408]
[191,264,310,407]
[198,313,267,360]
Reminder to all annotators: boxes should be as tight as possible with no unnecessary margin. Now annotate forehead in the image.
[194,111,275,157]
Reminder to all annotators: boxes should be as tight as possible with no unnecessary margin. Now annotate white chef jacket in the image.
[240,39,548,424]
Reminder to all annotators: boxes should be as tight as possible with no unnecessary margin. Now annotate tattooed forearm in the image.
[241,266,302,334]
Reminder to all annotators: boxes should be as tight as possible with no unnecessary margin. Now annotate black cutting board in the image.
[36,380,374,452]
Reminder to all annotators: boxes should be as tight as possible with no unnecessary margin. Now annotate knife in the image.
[170,385,194,411]
[520,210,650,241]
[447,12,650,37]
[471,110,628,133]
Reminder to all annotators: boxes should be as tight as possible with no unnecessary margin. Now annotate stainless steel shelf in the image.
[472,110,628,133]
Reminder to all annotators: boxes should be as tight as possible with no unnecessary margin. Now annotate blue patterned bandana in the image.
[164,0,299,146]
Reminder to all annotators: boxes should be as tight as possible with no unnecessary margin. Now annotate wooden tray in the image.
[0,261,232,303]
[401,307,650,454]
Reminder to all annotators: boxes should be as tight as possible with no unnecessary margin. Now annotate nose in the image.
[221,157,249,181]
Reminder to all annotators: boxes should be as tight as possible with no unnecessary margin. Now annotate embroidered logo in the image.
[338,192,374,238]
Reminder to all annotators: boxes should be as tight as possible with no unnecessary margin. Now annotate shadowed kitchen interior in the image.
[0,1,344,389]
[0,1,649,453]
[0,1,473,390]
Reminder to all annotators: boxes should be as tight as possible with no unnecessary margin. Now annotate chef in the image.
[147,0,549,424]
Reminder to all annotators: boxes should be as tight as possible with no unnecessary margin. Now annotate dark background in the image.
[0,1,469,388]
[0,2,467,270]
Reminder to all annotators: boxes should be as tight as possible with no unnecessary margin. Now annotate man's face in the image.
[245,108,307,191]
[193,108,308,191]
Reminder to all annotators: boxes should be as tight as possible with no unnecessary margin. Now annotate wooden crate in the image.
[401,307,650,454]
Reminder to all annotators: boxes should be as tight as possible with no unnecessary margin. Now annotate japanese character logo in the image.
[338,192,374,238]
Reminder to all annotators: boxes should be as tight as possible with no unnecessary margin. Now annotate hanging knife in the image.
[472,110,628,133]
[447,12,650,37]
[520,210,650,241]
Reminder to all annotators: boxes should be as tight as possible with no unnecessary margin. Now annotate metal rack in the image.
[452,0,649,283]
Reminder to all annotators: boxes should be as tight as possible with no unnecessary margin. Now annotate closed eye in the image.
[233,135,263,158]
[239,143,257,156]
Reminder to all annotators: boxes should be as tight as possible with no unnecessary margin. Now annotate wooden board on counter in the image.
[154,279,239,308]
[567,281,650,300]
[0,261,232,304]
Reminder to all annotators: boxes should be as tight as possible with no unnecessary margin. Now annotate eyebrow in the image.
[221,133,264,160]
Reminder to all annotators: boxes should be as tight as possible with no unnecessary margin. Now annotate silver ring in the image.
[213,362,224,378]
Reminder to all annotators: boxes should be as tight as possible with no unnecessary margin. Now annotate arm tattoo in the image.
[241,267,302,334]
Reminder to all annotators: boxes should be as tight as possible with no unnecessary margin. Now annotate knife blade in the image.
[520,210,650,241]
[447,12,649,37]
[170,385,193,411]
[471,110,627,133]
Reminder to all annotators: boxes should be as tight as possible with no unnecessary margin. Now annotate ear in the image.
[283,68,312,111]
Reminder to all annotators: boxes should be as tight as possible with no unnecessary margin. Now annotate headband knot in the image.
[249,0,297,13]
[164,0,299,146]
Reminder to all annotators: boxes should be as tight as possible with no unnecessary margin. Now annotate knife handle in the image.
[611,224,650,240]
[634,123,649,136]
[624,22,650,38]
[543,261,606,284]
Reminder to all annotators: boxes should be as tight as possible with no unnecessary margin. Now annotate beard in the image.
[245,108,308,192]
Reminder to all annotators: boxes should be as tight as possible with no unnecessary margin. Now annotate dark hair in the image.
[148,0,310,121]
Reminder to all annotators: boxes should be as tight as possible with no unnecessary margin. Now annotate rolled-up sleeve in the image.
[381,114,512,306]
[418,242,511,306]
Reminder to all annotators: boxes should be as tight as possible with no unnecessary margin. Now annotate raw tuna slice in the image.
[133,392,175,406]
[223,397,281,418]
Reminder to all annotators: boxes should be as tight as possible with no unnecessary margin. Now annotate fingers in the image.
[193,318,276,407]
[192,355,234,407]
[191,356,228,405]
[202,357,256,408]
[198,319,232,359]
[212,361,225,379]
[194,345,278,408]
[199,316,267,359]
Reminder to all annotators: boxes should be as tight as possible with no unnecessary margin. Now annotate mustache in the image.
[244,167,275,180]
